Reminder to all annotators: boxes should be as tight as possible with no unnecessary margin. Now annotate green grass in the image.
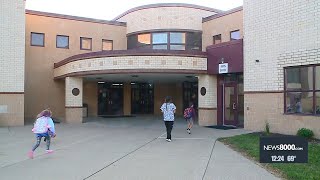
[219,134,320,180]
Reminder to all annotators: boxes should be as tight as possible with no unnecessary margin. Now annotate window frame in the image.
[31,32,45,47]
[213,34,222,45]
[56,35,69,49]
[230,30,241,41]
[127,31,201,51]
[80,37,92,50]
[284,64,320,116]
[102,39,113,51]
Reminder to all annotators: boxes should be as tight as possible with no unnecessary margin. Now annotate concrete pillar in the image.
[198,75,217,126]
[123,82,131,116]
[65,77,83,123]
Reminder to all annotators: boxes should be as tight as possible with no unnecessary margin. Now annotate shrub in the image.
[297,128,314,139]
[265,122,270,135]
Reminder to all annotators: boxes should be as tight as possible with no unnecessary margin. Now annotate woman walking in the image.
[160,96,176,142]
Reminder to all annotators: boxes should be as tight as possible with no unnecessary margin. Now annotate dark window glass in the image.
[31,32,44,46]
[80,37,92,50]
[213,34,221,44]
[56,35,69,48]
[127,35,138,49]
[186,32,202,51]
[170,32,185,44]
[286,67,313,91]
[316,92,320,114]
[284,65,319,115]
[152,33,167,44]
[316,66,320,90]
[102,39,113,50]
[230,30,241,40]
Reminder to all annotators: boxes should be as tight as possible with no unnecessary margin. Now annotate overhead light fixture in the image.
[131,75,139,78]
[98,82,105,84]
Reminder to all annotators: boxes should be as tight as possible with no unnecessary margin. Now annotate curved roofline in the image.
[26,10,126,26]
[54,49,207,69]
[112,3,223,21]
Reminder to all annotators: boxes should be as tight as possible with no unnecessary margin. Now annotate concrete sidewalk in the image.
[0,116,280,180]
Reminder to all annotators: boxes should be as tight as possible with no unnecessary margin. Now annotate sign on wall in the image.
[219,63,228,74]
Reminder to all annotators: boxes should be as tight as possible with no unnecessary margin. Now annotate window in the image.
[152,33,168,50]
[213,34,221,44]
[137,33,150,48]
[31,32,44,47]
[80,37,92,50]
[56,35,69,48]
[230,30,241,40]
[170,32,185,50]
[285,65,320,115]
[102,40,113,50]
[127,31,201,51]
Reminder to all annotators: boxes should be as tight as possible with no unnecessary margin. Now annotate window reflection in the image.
[316,66,320,90]
[286,67,313,91]
[138,34,150,46]
[56,35,68,48]
[170,32,185,44]
[127,31,201,51]
[316,92,320,114]
[230,30,240,40]
[31,32,44,46]
[152,33,167,44]
[285,65,319,115]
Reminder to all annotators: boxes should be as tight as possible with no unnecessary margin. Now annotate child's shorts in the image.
[186,118,193,123]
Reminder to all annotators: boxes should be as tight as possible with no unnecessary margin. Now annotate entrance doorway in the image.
[131,83,154,114]
[183,82,198,113]
[98,83,124,116]
[218,74,244,127]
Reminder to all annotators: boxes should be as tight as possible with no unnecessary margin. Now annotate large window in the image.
[56,35,69,49]
[285,65,320,115]
[80,37,92,50]
[127,31,201,51]
[31,32,44,47]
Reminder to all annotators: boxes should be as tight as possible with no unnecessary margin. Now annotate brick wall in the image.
[54,56,207,78]
[0,0,25,126]
[244,0,320,137]
[244,0,320,92]
[118,7,216,34]
[202,10,243,50]
[0,0,25,92]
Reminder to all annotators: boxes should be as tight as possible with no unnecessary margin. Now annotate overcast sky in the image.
[26,0,243,20]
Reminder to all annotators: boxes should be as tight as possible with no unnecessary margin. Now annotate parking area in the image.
[0,116,279,180]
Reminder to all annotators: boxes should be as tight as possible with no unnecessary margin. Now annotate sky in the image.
[26,0,243,20]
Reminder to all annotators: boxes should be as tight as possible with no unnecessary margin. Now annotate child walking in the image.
[160,96,176,142]
[28,109,56,159]
[184,102,196,134]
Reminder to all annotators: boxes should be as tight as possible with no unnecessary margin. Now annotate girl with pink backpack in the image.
[28,109,56,159]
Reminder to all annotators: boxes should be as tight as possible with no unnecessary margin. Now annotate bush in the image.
[265,122,270,135]
[297,128,314,139]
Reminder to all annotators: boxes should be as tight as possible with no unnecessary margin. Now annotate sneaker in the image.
[167,139,171,142]
[46,150,54,154]
[28,151,34,159]
[188,129,191,134]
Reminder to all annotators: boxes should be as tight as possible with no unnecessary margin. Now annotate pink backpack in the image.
[32,117,49,133]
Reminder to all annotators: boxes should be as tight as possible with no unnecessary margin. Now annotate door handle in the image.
[233,103,236,110]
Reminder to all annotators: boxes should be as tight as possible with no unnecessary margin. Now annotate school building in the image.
[0,0,319,138]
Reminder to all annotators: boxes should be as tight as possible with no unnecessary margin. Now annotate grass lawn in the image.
[219,133,320,180]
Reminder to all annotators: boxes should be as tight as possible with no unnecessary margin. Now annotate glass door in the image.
[224,82,238,126]
[98,83,124,116]
[131,83,154,114]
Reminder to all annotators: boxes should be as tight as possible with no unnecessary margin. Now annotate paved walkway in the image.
[0,116,280,180]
